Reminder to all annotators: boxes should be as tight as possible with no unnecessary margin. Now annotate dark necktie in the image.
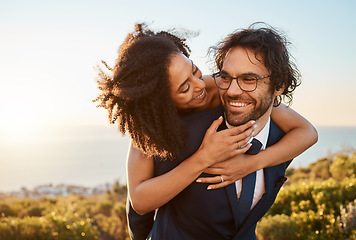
[238,138,262,225]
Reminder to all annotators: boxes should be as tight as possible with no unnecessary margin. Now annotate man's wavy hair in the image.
[211,23,300,106]
[94,23,192,159]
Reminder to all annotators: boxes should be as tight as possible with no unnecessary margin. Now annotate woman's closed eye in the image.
[181,83,190,93]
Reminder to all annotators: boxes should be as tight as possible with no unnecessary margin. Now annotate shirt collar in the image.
[254,117,270,150]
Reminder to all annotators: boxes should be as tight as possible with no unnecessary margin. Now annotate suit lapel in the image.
[233,121,281,238]
[234,168,273,236]
[218,119,240,229]
[225,183,240,229]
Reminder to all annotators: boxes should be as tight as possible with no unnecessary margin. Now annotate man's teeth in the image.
[229,102,248,107]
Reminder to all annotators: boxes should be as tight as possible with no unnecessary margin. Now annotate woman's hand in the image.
[196,154,257,190]
[197,116,256,168]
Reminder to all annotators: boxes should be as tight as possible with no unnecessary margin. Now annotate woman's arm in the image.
[197,104,318,189]
[261,103,318,167]
[127,117,255,215]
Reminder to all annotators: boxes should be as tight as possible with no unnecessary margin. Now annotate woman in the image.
[94,23,317,235]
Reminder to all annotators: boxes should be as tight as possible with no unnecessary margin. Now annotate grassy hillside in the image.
[256,151,356,240]
[0,151,355,240]
[0,183,128,240]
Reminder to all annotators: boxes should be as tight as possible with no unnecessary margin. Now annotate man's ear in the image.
[274,84,285,97]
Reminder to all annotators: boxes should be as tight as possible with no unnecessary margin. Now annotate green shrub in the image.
[0,221,14,239]
[286,167,310,184]
[256,214,300,240]
[309,158,332,180]
[26,206,45,217]
[330,153,356,181]
[290,210,343,240]
[0,203,15,217]
[0,213,100,240]
[259,154,356,240]
[267,178,356,217]
[96,200,113,217]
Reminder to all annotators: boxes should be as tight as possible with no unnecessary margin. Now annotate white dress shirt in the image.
[228,118,270,209]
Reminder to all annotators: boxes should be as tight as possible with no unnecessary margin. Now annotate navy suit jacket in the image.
[127,105,291,240]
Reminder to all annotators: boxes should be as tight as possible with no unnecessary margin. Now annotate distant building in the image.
[1,183,113,198]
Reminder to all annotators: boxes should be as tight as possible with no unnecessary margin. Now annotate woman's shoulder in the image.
[203,75,215,88]
[203,75,220,109]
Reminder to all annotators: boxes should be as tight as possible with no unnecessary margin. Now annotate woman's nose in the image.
[192,76,205,90]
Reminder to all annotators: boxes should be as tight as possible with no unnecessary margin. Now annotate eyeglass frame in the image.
[213,71,270,92]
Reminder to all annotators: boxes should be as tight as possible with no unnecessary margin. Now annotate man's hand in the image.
[196,154,258,190]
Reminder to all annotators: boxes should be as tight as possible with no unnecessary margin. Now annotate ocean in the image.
[1,125,355,192]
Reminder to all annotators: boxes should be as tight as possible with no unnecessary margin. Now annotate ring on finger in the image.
[220,176,224,183]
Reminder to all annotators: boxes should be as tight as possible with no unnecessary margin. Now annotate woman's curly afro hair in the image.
[94,23,193,159]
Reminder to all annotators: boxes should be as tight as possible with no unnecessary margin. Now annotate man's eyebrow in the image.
[240,72,260,77]
[220,70,230,75]
[220,70,259,76]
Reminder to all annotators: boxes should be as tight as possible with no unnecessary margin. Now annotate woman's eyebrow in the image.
[192,63,198,75]
[177,60,194,92]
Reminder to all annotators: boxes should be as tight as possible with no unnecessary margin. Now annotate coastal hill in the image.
[0,152,355,240]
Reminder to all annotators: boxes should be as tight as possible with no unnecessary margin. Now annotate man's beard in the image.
[223,93,274,127]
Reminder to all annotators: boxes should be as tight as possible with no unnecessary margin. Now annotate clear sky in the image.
[1,0,356,142]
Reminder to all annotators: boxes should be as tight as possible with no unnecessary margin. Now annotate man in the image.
[200,24,299,239]
[129,23,300,240]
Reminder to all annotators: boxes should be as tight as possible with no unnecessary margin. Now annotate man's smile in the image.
[228,101,250,107]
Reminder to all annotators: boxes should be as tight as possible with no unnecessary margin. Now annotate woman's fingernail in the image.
[196,179,202,183]
[207,186,212,190]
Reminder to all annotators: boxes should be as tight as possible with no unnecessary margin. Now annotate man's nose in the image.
[227,79,244,95]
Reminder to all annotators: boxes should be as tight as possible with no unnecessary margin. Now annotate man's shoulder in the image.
[267,120,285,146]
[267,120,293,169]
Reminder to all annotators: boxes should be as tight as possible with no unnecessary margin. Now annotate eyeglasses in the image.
[213,72,270,92]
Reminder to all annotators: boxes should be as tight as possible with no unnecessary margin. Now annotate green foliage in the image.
[286,166,310,183]
[0,213,99,240]
[330,153,356,181]
[95,200,113,217]
[309,158,332,180]
[0,203,16,217]
[257,151,356,240]
[256,214,300,240]
[1,152,355,240]
[0,182,129,240]
[268,178,356,216]
[107,180,127,202]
